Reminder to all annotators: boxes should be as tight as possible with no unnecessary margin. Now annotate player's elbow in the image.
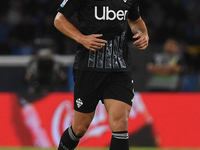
[54,13,65,30]
[54,15,60,30]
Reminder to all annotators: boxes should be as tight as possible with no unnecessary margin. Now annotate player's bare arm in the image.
[54,12,107,51]
[128,17,149,50]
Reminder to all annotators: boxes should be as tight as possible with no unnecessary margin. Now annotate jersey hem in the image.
[73,66,131,72]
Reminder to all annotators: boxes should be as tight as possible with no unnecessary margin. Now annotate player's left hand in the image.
[133,32,149,50]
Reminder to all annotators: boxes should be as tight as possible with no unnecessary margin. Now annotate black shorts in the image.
[73,69,134,113]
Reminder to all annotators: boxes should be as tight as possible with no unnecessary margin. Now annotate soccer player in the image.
[54,0,149,149]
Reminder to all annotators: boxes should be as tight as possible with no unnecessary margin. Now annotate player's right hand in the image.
[78,34,107,51]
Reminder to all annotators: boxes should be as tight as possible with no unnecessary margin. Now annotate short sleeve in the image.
[57,0,84,19]
[128,0,141,21]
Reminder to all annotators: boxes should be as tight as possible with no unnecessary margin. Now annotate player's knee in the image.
[73,124,89,137]
[110,116,129,131]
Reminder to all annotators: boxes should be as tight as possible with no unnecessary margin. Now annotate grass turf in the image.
[1,148,200,150]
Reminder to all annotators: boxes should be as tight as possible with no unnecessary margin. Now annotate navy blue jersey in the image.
[58,0,140,72]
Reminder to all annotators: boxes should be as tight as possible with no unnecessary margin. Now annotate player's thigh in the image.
[72,110,95,136]
[104,99,131,131]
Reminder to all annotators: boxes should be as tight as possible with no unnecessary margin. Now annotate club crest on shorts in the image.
[60,0,68,7]
[76,98,83,108]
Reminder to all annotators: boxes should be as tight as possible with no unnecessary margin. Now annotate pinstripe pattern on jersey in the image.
[96,46,105,68]
[118,31,126,68]
[88,50,96,68]
[113,36,120,68]
[105,40,113,69]
[88,31,126,69]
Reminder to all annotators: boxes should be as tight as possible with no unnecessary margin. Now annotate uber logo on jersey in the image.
[95,6,128,21]
[60,0,68,7]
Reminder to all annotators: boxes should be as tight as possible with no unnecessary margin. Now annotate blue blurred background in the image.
[0,0,200,93]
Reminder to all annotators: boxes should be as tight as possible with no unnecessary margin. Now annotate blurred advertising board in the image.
[0,92,200,148]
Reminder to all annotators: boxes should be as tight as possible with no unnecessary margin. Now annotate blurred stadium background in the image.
[0,0,200,149]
